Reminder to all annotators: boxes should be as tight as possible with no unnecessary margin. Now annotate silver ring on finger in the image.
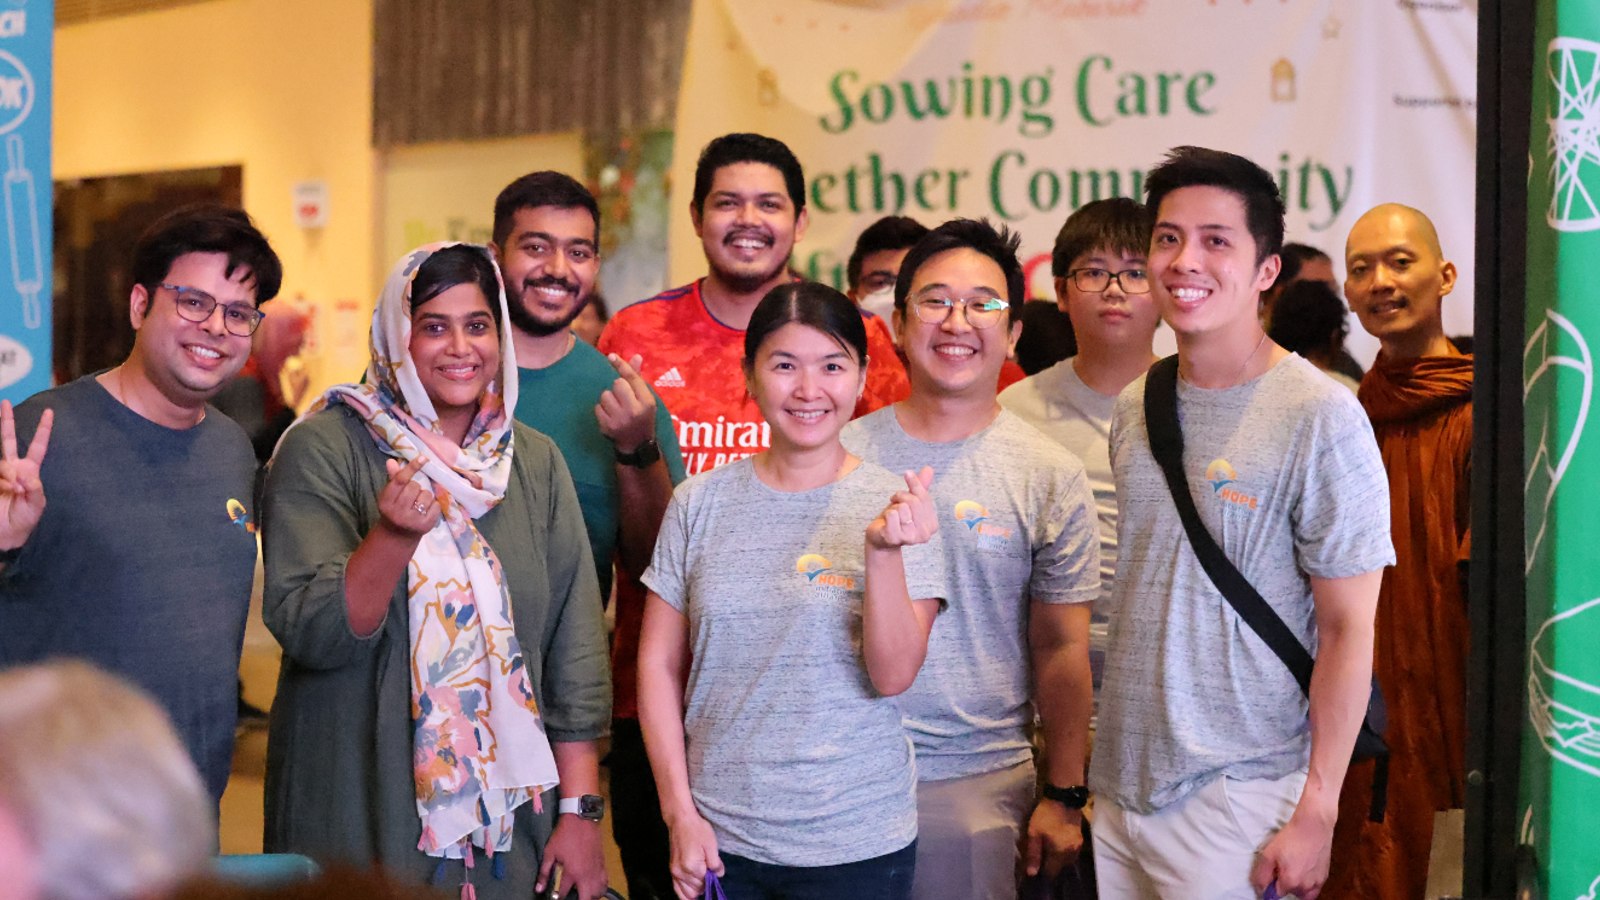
[413,500,428,514]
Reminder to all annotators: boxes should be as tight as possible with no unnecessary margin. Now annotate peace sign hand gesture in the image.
[0,400,52,552]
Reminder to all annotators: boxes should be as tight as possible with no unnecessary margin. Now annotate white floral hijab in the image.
[301,243,559,866]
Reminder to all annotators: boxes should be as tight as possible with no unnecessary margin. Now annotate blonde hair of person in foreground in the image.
[0,660,213,900]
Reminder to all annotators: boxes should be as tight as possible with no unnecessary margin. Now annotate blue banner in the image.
[0,0,49,401]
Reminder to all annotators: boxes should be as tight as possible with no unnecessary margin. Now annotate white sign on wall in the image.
[668,0,1478,364]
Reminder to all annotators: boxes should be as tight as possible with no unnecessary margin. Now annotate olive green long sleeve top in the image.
[261,405,610,893]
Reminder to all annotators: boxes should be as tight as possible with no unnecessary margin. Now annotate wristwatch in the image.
[615,438,661,468]
[1041,783,1090,810]
[557,794,606,822]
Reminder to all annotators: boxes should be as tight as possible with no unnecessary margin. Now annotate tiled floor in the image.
[224,557,628,891]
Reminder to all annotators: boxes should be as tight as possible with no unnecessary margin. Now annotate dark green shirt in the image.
[514,339,686,599]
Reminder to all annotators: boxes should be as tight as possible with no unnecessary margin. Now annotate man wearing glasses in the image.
[843,218,1101,900]
[1001,198,1162,737]
[0,204,282,812]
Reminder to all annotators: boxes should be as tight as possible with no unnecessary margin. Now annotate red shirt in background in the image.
[599,279,908,477]
[599,278,909,717]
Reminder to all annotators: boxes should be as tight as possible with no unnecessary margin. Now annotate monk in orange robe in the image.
[1323,204,1471,900]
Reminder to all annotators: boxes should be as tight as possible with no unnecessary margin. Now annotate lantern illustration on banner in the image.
[1270,59,1296,103]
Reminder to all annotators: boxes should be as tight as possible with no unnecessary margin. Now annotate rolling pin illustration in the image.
[4,135,42,329]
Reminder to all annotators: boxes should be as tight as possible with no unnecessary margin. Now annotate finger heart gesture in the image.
[595,352,656,452]
[868,466,938,550]
[379,456,442,536]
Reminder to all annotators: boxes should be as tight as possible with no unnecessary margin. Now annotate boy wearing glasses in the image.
[0,204,281,812]
[1001,198,1162,729]
[843,218,1101,900]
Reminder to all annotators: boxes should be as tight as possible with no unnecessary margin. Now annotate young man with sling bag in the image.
[1087,148,1394,900]
[1144,354,1392,824]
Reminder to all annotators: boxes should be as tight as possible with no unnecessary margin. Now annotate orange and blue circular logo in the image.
[796,554,832,581]
[1205,459,1237,494]
[227,498,257,534]
[954,500,989,529]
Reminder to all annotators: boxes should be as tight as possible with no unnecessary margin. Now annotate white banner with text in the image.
[667,0,1476,363]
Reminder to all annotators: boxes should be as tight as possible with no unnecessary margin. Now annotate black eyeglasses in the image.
[1067,267,1150,295]
[160,283,266,337]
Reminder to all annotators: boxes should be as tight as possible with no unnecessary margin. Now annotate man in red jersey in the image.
[599,132,908,476]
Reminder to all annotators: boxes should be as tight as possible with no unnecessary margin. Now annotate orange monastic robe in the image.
[1324,352,1473,900]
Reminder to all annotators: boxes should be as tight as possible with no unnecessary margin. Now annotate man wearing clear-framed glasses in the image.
[0,204,282,814]
[843,218,1101,900]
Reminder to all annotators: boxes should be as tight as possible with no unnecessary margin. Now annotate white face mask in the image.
[859,286,897,326]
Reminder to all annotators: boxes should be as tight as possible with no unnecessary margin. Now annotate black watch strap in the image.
[615,438,661,468]
[1041,783,1090,809]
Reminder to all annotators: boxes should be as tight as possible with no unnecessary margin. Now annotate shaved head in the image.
[1347,203,1443,260]
[1344,203,1458,360]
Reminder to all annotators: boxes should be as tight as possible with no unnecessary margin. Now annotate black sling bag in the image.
[1143,354,1389,823]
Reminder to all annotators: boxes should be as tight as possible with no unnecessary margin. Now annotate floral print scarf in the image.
[302,243,560,863]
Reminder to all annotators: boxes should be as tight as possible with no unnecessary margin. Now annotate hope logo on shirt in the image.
[953,499,1014,547]
[227,498,257,534]
[796,553,858,590]
[1205,459,1259,510]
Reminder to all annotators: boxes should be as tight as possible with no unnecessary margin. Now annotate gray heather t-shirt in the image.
[1000,359,1119,612]
[843,408,1100,781]
[1000,360,1120,726]
[642,458,948,866]
[1089,354,1394,814]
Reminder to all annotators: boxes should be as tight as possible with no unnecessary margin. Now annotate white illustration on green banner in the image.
[1548,37,1600,232]
[1529,596,1600,778]
[1523,309,1592,572]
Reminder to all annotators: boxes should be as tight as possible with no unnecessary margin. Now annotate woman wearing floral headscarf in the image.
[261,244,611,899]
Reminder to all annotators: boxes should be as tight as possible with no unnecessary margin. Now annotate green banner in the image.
[1525,3,1600,896]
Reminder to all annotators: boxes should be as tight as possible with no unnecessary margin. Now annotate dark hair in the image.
[847,216,930,291]
[1270,242,1332,290]
[742,282,868,372]
[1145,146,1285,265]
[1014,299,1077,375]
[1267,280,1348,359]
[692,133,806,216]
[894,218,1025,321]
[492,171,600,247]
[1050,198,1153,277]
[131,204,282,304]
[410,245,503,330]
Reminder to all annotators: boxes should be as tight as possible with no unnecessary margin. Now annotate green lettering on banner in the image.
[1076,54,1112,127]
[1187,71,1217,115]
[989,150,1025,221]
[1523,2,1600,896]
[820,70,857,134]
[810,173,838,214]
[816,61,1057,138]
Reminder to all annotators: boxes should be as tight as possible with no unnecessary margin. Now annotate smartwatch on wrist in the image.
[1041,783,1090,810]
[615,438,661,468]
[557,794,606,822]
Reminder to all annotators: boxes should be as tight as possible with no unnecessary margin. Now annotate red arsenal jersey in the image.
[598,279,909,477]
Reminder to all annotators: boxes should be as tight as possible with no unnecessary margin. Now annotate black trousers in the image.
[607,717,673,900]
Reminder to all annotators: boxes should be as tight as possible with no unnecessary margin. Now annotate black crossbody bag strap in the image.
[1143,356,1315,693]
[1142,355,1388,822]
